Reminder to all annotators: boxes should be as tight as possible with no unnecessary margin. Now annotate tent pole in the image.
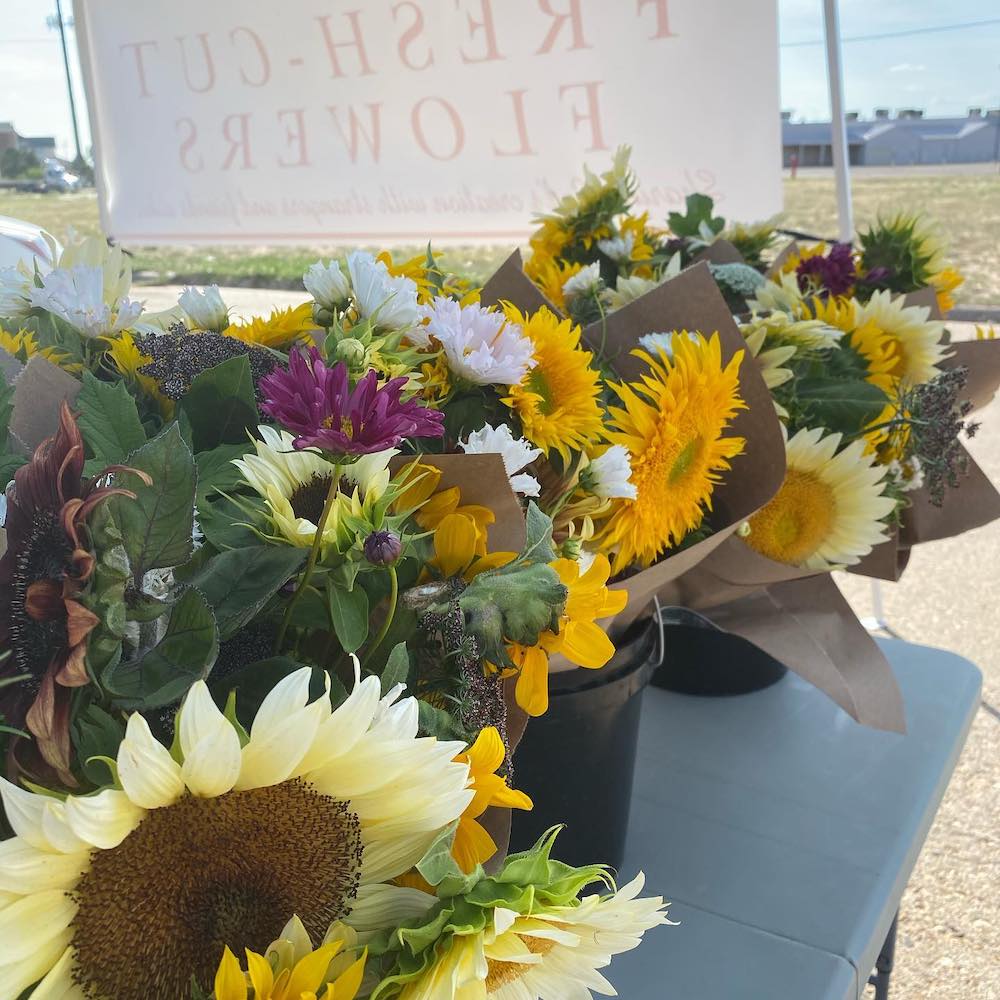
[822,0,853,242]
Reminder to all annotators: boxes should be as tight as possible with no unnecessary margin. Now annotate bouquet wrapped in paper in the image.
[0,234,672,998]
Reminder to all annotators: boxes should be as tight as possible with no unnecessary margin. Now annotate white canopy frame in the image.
[822,0,854,241]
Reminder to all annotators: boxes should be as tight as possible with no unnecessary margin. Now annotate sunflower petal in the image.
[179,681,242,797]
[117,713,184,809]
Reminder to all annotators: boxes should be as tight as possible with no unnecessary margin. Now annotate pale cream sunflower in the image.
[393,873,670,1000]
[745,427,896,569]
[0,663,472,999]
[233,426,397,550]
[749,272,809,317]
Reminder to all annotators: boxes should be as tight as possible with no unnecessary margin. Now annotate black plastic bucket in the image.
[509,621,659,871]
[651,608,788,696]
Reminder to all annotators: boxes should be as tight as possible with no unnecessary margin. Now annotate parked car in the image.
[42,158,80,192]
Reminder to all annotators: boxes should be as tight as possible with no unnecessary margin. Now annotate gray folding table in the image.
[607,638,982,999]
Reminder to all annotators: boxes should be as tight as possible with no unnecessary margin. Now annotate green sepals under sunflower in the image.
[857,213,940,294]
[368,826,612,998]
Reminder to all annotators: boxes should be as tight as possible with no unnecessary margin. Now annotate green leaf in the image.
[668,192,725,238]
[197,494,265,551]
[109,424,196,577]
[796,378,889,435]
[519,502,557,565]
[70,702,126,787]
[195,443,252,505]
[416,821,473,887]
[76,371,146,464]
[327,584,370,653]
[187,546,306,640]
[209,656,331,727]
[417,699,466,741]
[105,588,218,709]
[379,642,410,695]
[23,310,87,367]
[0,369,14,448]
[178,355,259,452]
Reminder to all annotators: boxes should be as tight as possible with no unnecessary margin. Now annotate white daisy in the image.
[561,261,602,303]
[179,284,229,332]
[0,662,472,1000]
[416,297,535,386]
[745,426,897,569]
[638,330,702,358]
[28,265,142,338]
[580,445,636,499]
[460,423,543,497]
[596,231,635,262]
[887,455,925,493]
[346,251,419,332]
[304,259,351,311]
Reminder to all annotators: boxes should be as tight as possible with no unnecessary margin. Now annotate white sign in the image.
[74,0,781,243]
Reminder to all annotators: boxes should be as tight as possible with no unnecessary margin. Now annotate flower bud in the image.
[736,520,752,538]
[333,337,367,368]
[364,530,402,566]
[179,285,229,332]
[560,537,583,560]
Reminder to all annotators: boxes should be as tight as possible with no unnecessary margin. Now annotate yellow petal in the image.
[328,947,367,1000]
[245,949,274,999]
[452,816,498,873]
[285,942,340,998]
[515,646,550,717]
[559,620,616,669]
[464,727,505,776]
[434,513,478,578]
[213,946,247,1000]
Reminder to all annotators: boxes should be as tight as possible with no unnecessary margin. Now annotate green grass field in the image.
[2,171,998,303]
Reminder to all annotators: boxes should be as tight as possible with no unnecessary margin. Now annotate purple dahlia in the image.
[796,242,857,298]
[260,347,444,456]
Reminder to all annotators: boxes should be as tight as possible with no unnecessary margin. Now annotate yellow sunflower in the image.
[523,253,582,312]
[929,265,963,314]
[452,726,533,873]
[223,303,317,350]
[595,333,746,573]
[0,327,78,372]
[500,305,604,464]
[214,915,367,1000]
[745,427,895,569]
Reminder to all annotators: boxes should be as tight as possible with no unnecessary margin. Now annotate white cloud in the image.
[889,63,927,73]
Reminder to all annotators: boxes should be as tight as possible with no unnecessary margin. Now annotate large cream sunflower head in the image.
[233,426,397,549]
[595,332,746,573]
[0,662,472,999]
[853,290,946,389]
[500,306,604,465]
[745,427,896,570]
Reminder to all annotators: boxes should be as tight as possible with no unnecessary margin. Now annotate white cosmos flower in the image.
[581,445,636,499]
[460,423,543,497]
[57,235,132,309]
[347,251,419,332]
[304,259,351,311]
[28,265,142,338]
[561,261,602,303]
[416,297,535,386]
[596,231,635,262]
[0,661,472,999]
[179,284,229,332]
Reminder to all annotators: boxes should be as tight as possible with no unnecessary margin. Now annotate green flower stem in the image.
[363,566,398,668]
[275,465,341,652]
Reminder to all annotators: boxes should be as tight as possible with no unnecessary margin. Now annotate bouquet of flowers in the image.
[0,235,672,998]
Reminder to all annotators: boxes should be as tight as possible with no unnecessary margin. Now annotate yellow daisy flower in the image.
[452,726,533,873]
[500,305,604,464]
[427,518,623,718]
[595,333,746,573]
[745,426,895,569]
[214,915,367,1000]
[223,302,317,350]
[507,555,626,717]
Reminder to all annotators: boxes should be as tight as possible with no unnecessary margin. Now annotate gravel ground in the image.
[144,285,999,997]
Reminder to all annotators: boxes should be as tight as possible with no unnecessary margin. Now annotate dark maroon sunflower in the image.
[0,402,148,786]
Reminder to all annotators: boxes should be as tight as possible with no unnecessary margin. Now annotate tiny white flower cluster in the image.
[886,455,925,493]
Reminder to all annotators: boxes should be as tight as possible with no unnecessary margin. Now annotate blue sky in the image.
[2,1,999,159]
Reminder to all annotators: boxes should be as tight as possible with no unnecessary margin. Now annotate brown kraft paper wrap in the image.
[483,252,787,640]
[693,239,746,266]
[941,339,1000,413]
[653,535,905,731]
[4,353,82,453]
